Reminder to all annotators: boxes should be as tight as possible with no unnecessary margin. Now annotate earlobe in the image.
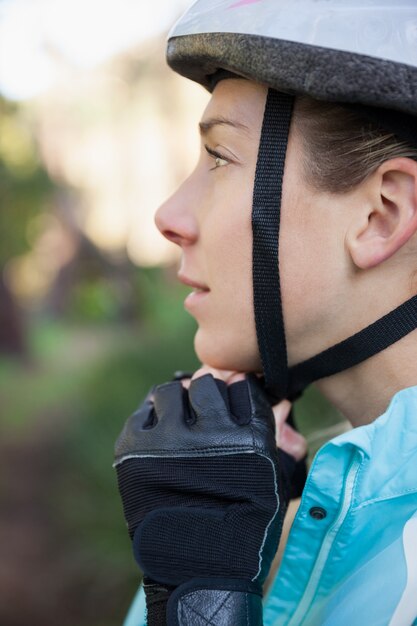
[348,158,417,270]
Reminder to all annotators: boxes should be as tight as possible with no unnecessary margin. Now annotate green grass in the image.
[0,321,141,430]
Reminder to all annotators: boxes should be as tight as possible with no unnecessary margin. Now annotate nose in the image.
[155,178,198,247]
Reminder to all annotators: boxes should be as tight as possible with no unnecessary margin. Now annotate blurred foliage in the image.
[70,278,122,321]
[0,97,55,266]
[58,319,199,587]
[0,266,200,625]
[59,268,199,572]
[295,387,347,459]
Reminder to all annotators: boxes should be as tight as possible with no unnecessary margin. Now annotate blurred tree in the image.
[46,228,139,324]
[0,97,55,355]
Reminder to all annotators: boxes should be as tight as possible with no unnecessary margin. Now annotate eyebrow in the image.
[199,116,250,136]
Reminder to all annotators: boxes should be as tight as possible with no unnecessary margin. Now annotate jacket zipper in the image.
[286,451,362,626]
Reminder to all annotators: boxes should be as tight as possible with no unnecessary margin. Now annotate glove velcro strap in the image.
[143,577,176,626]
[166,578,263,626]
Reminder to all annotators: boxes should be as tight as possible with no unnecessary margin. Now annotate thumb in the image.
[272,401,308,462]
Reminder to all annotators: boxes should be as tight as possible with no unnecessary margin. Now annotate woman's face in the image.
[155,79,347,371]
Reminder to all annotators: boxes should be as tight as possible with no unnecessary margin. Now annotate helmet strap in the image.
[289,294,417,398]
[252,89,293,400]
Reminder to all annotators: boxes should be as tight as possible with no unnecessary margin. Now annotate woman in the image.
[115,1,417,624]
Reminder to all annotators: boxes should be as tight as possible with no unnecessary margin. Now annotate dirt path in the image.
[0,410,134,626]
[0,418,67,626]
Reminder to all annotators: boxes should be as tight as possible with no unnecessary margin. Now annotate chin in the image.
[193,327,261,374]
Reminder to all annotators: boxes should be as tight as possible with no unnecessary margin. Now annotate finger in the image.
[272,401,308,461]
[228,379,251,424]
[153,381,184,423]
[188,374,230,423]
[173,371,193,390]
[191,365,246,386]
[272,400,292,431]
[278,423,308,461]
[227,372,246,384]
[144,386,156,404]
[192,366,234,381]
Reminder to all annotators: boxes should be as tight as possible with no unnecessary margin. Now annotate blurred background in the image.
[0,2,346,625]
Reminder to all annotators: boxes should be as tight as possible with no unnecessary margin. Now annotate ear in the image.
[347,158,417,270]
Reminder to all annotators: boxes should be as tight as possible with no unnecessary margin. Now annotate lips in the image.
[178,272,210,313]
[177,272,210,292]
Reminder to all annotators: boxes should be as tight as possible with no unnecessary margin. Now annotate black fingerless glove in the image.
[114,374,295,625]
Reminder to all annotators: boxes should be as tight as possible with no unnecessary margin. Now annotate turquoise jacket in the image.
[123,385,417,626]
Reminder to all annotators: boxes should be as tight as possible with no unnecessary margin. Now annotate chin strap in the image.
[252,89,294,401]
[252,89,417,403]
[288,293,417,398]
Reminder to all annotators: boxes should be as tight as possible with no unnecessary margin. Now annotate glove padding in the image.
[114,373,295,624]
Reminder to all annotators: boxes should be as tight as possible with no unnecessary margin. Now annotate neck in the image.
[314,330,417,427]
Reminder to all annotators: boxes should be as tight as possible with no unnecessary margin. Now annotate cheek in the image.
[281,225,326,304]
[194,189,261,371]
[279,206,342,363]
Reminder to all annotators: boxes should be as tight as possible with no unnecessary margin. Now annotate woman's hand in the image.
[181,365,308,462]
[115,367,300,625]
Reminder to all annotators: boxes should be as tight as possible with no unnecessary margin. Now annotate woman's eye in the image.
[213,155,228,169]
[204,145,230,170]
